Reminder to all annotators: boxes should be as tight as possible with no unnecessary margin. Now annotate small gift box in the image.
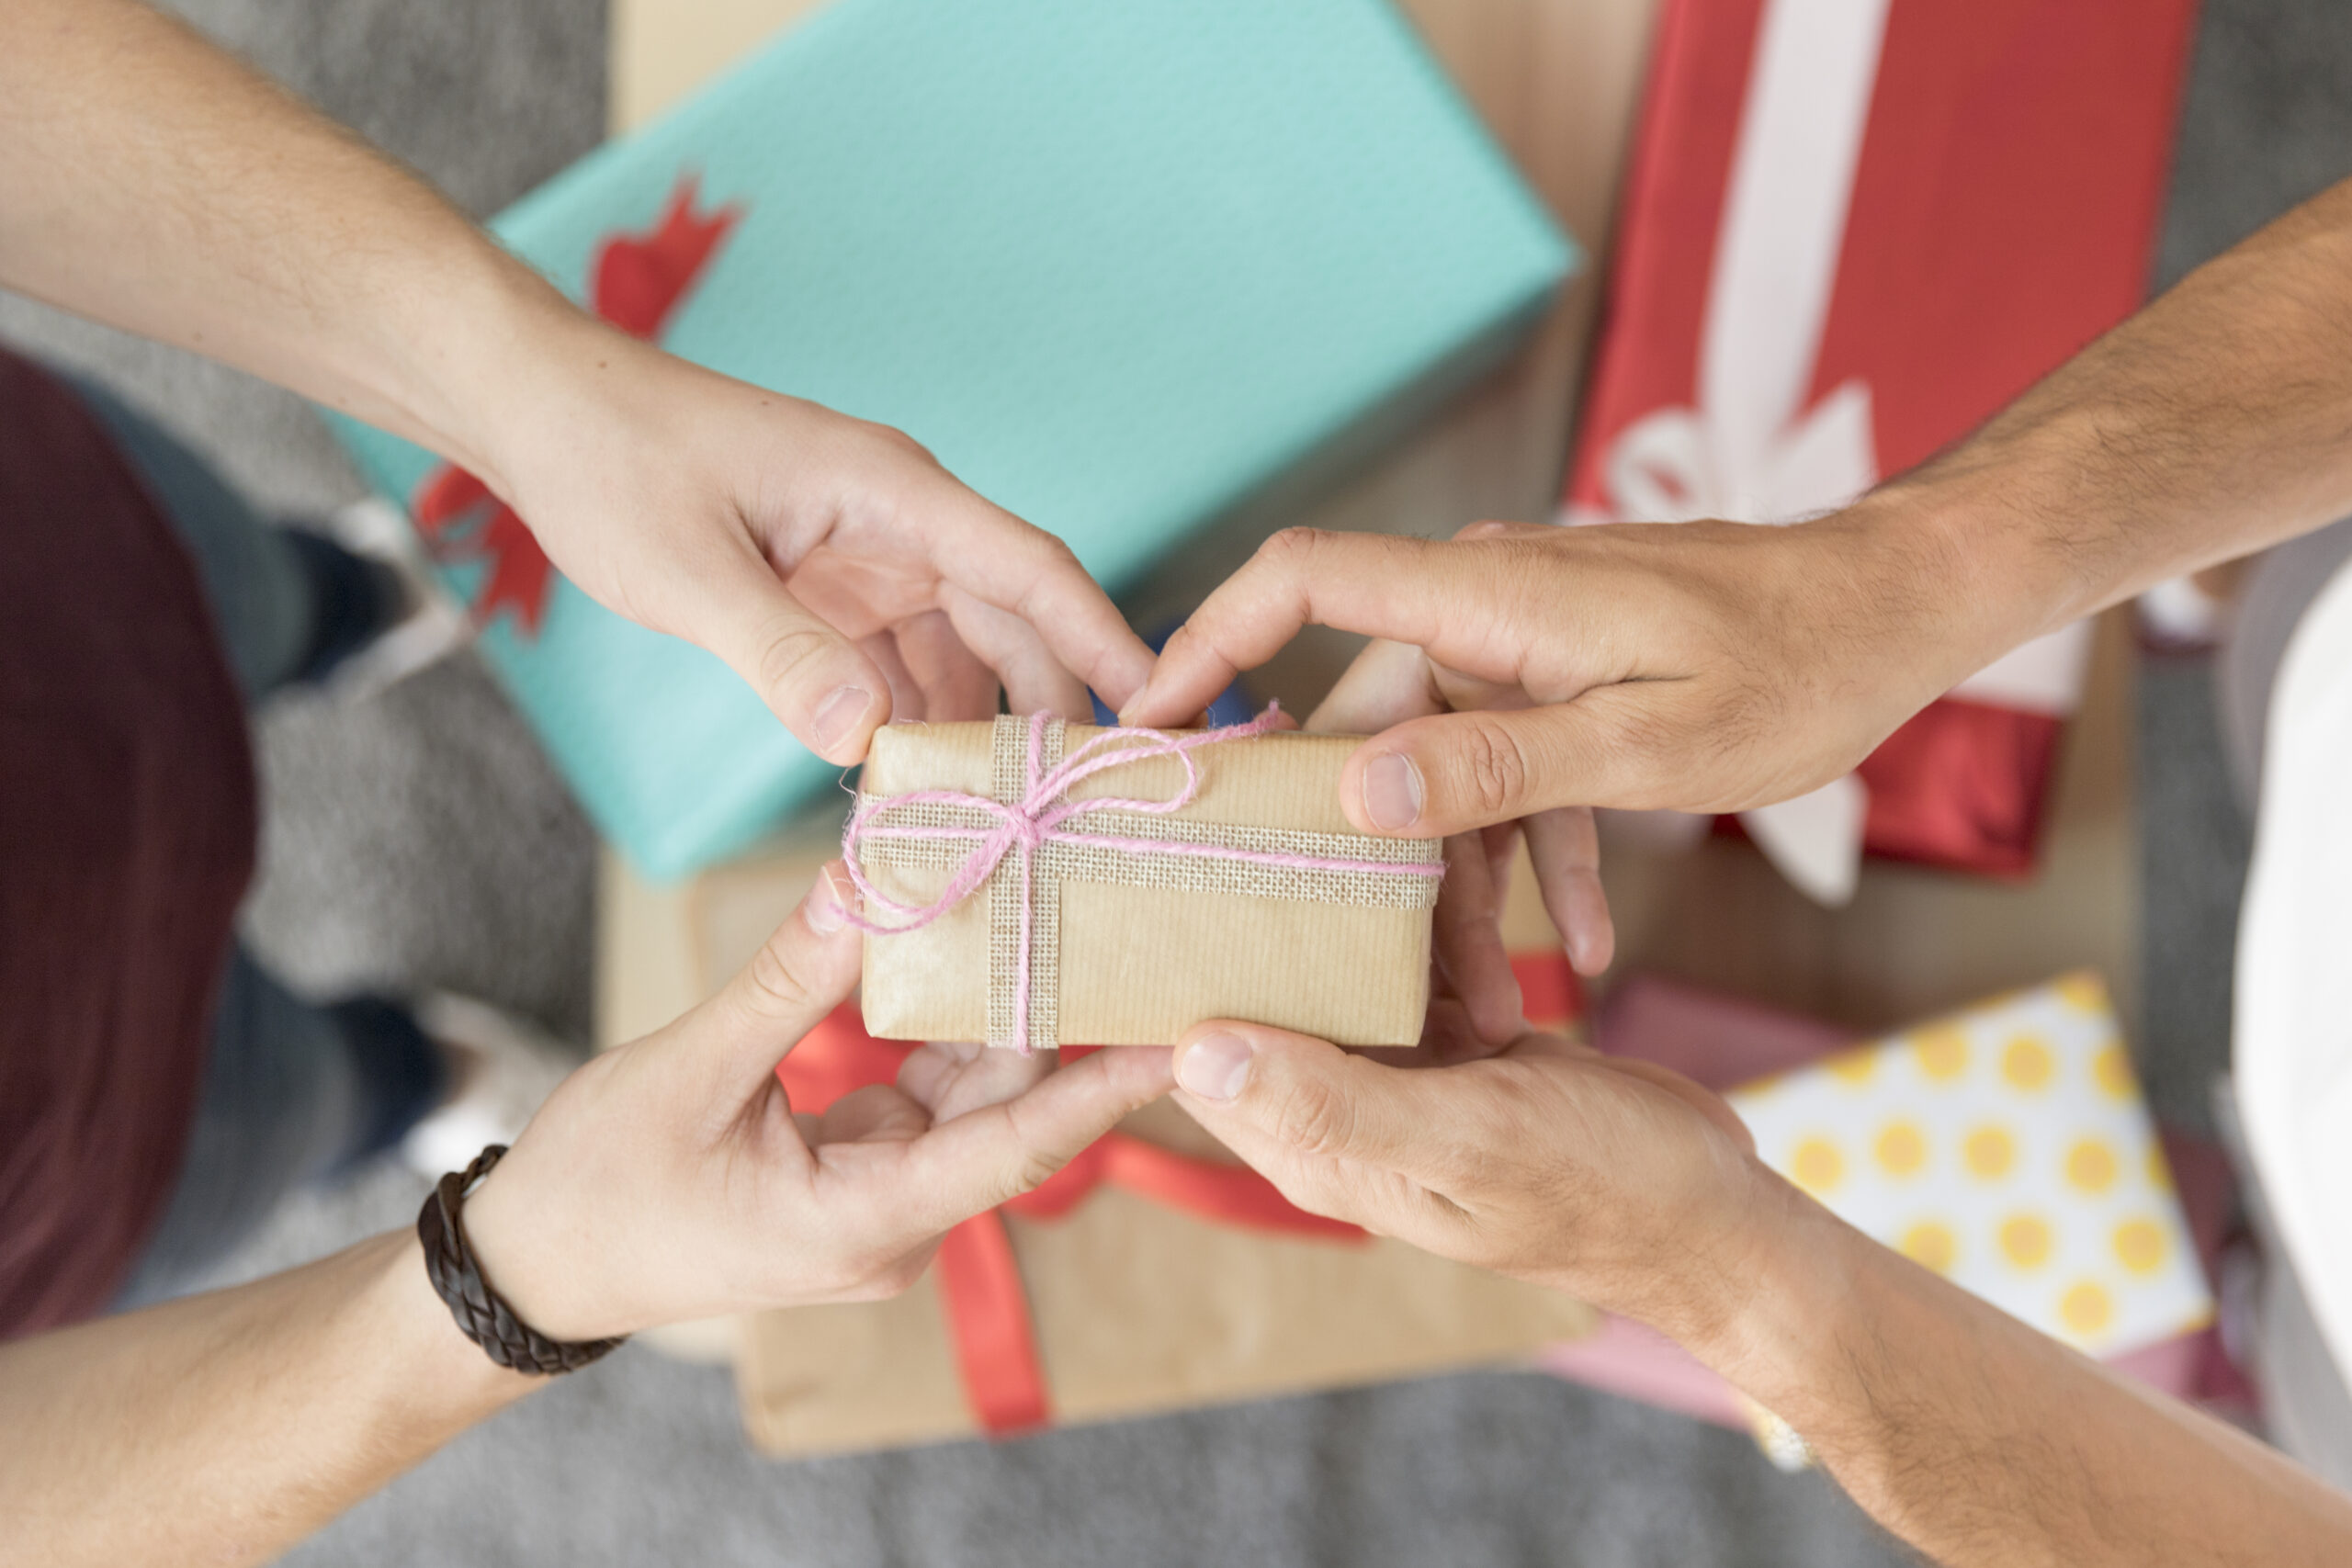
[1730,971,2211,1357]
[327,0,1572,880]
[849,714,1442,1050]
[1559,0,2198,899]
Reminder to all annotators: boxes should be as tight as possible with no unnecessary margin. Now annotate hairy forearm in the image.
[0,0,594,485]
[0,1231,535,1568]
[1859,175,2352,652]
[1687,1187,2352,1567]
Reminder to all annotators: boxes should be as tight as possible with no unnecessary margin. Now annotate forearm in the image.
[0,1231,535,1567]
[1852,175,2352,658]
[0,0,595,486]
[1685,1185,2352,1567]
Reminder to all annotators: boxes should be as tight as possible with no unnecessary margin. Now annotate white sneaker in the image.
[400,993,582,1179]
[318,497,472,703]
[2137,573,2233,652]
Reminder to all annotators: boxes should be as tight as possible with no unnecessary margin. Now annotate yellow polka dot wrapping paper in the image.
[1727,972,2212,1357]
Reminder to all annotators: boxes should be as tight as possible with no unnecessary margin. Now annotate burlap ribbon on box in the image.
[842,710,1445,1052]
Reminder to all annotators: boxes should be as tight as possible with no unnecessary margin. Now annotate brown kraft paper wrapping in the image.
[737,1163,1598,1457]
[854,717,1440,1048]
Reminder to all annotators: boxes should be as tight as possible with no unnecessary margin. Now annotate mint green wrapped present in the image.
[329,0,1574,880]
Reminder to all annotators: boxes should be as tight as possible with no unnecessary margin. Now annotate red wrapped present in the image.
[1561,0,2197,898]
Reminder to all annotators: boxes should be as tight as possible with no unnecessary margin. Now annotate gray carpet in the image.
[6,0,2349,1562]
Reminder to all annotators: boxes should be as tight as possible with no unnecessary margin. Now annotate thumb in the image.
[1168,1022,1439,1199]
[885,1047,1177,1235]
[1340,704,1642,839]
[696,547,894,764]
[684,862,864,1092]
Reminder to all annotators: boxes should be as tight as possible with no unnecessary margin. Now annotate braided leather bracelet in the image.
[416,1144,628,1375]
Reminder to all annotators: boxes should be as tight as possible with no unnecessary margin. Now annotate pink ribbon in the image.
[840,707,1444,1052]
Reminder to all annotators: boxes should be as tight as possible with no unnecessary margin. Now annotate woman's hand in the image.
[460,863,1175,1341]
[474,318,1157,764]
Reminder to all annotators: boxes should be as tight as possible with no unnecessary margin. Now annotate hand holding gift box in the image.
[1136,0,2199,910]
[1556,0,2198,898]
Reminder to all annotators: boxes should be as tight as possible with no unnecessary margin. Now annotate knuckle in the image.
[1270,1077,1359,1162]
[861,1257,928,1301]
[741,928,814,1021]
[861,420,934,466]
[989,1100,1072,1202]
[1011,533,1088,616]
[755,619,845,703]
[1256,525,1328,575]
[1454,718,1531,817]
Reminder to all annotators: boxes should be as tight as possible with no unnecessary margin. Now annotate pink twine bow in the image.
[840,706,1440,1052]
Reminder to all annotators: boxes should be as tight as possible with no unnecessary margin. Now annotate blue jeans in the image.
[67,378,447,1305]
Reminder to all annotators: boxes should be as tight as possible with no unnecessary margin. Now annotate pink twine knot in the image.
[842,707,1286,1052]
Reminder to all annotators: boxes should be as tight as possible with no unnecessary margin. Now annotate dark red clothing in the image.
[0,350,254,1337]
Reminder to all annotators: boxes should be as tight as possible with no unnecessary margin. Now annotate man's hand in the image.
[462,863,1174,1340]
[1163,1014,1775,1339]
[1122,513,2041,1021]
[468,321,1157,763]
[1125,513,2033,835]
[1165,1016,2352,1568]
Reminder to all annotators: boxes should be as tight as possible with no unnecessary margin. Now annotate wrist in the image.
[364,1230,540,1407]
[356,234,599,491]
[1827,475,2087,705]
[1672,1178,1901,1447]
[1855,415,2120,645]
[447,1152,624,1344]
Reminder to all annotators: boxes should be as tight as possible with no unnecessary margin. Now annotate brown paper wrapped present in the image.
[849,715,1442,1050]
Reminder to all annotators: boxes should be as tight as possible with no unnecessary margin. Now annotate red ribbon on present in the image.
[410,175,743,634]
[1855,698,2067,879]
[776,950,1584,1437]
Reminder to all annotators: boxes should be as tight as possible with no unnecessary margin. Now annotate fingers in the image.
[819,1083,933,1145]
[925,487,1156,712]
[693,861,865,1091]
[1306,637,1444,735]
[856,629,928,724]
[939,587,1095,718]
[699,543,895,764]
[888,609,1000,723]
[1123,529,1522,728]
[1432,831,1524,1045]
[1339,700,1656,838]
[880,1046,1175,1235]
[1167,1021,1448,1193]
[896,1038,1057,1122]
[1524,806,1615,976]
